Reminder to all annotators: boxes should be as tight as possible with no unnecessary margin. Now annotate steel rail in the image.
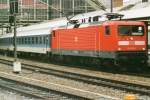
[0,76,89,100]
[0,58,150,96]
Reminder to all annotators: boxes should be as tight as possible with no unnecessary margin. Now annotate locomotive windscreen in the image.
[118,25,144,36]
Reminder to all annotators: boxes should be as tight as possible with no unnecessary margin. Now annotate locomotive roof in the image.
[0,20,145,39]
[102,21,145,26]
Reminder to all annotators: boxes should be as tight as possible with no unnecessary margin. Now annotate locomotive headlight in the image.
[118,48,121,51]
[142,48,145,50]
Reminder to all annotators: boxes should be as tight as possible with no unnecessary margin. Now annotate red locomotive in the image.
[0,13,148,66]
[51,20,148,65]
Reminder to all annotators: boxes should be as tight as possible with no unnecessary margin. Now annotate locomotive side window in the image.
[118,25,144,36]
[105,26,110,35]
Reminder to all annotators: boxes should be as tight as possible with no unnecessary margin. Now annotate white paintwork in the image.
[79,23,90,28]
[118,41,129,45]
[0,45,50,54]
[135,41,145,45]
[17,46,50,54]
[118,41,145,45]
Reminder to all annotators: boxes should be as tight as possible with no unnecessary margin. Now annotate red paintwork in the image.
[52,21,147,52]
[52,26,100,51]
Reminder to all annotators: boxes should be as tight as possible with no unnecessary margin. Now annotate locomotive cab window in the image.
[105,26,110,35]
[118,25,144,36]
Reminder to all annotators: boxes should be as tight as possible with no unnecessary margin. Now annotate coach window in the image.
[38,37,40,44]
[20,38,22,44]
[105,26,110,35]
[27,37,29,44]
[41,37,43,44]
[10,38,11,44]
[29,37,31,44]
[35,37,38,44]
[23,37,25,44]
[19,38,21,44]
[10,38,13,44]
[31,37,34,44]
[6,38,8,44]
[18,38,20,44]
[22,37,24,44]
[41,36,44,44]
[4,38,6,44]
[25,37,27,44]
[17,38,19,44]
[4,39,6,44]
[21,38,22,44]
[8,38,10,44]
[28,37,31,44]
[30,37,32,44]
[38,37,41,44]
[23,37,24,44]
[43,36,45,44]
[26,37,28,44]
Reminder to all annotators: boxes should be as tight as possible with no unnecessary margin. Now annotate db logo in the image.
[74,36,78,42]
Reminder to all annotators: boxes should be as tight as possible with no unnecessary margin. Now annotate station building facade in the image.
[100,0,123,8]
[0,0,95,23]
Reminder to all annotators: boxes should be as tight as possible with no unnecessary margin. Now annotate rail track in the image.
[0,58,150,97]
[0,77,87,100]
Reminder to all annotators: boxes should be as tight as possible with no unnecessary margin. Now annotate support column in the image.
[34,0,36,20]
[72,0,74,16]
[60,0,62,17]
